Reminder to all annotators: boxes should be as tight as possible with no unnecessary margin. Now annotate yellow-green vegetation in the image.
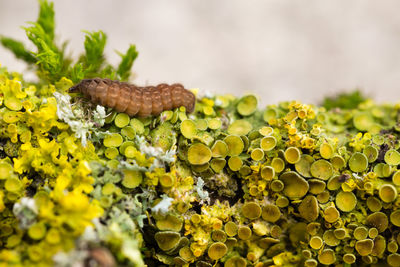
[1,1,400,267]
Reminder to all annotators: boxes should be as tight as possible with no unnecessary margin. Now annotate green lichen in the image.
[2,1,400,267]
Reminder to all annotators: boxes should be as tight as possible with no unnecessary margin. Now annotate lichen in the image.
[2,1,400,267]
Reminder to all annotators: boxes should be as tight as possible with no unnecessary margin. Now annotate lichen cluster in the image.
[1,1,400,267]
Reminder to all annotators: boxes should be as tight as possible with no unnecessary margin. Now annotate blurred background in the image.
[1,0,400,106]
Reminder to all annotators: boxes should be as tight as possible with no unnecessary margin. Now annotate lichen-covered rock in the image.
[2,1,400,267]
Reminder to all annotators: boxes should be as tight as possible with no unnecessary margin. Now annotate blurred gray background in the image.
[1,0,400,106]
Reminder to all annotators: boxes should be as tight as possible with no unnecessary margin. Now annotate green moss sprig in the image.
[1,0,137,84]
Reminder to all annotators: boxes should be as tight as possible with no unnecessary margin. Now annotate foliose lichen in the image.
[1,1,400,267]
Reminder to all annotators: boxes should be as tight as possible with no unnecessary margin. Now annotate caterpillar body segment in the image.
[69,78,196,117]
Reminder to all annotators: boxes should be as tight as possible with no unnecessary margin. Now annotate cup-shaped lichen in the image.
[355,239,374,256]
[390,210,400,227]
[280,171,309,199]
[335,191,357,212]
[224,221,238,237]
[318,249,336,265]
[237,226,252,240]
[366,212,389,233]
[207,242,228,260]
[260,136,277,151]
[324,206,340,223]
[261,204,281,223]
[188,143,212,165]
[224,135,244,156]
[298,195,319,222]
[228,120,253,136]
[310,160,333,180]
[155,231,181,251]
[284,147,301,164]
[241,202,262,220]
[379,184,398,203]
[236,95,258,116]
[295,155,314,177]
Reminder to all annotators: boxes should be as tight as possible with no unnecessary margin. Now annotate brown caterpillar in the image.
[69,78,196,117]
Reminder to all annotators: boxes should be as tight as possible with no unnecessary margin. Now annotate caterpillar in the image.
[69,78,196,117]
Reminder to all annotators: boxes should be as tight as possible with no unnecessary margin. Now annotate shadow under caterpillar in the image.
[69,78,196,117]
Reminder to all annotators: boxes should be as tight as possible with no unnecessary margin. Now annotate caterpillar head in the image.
[69,78,94,93]
[69,78,110,94]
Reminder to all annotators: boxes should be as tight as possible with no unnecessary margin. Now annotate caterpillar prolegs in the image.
[69,78,196,117]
